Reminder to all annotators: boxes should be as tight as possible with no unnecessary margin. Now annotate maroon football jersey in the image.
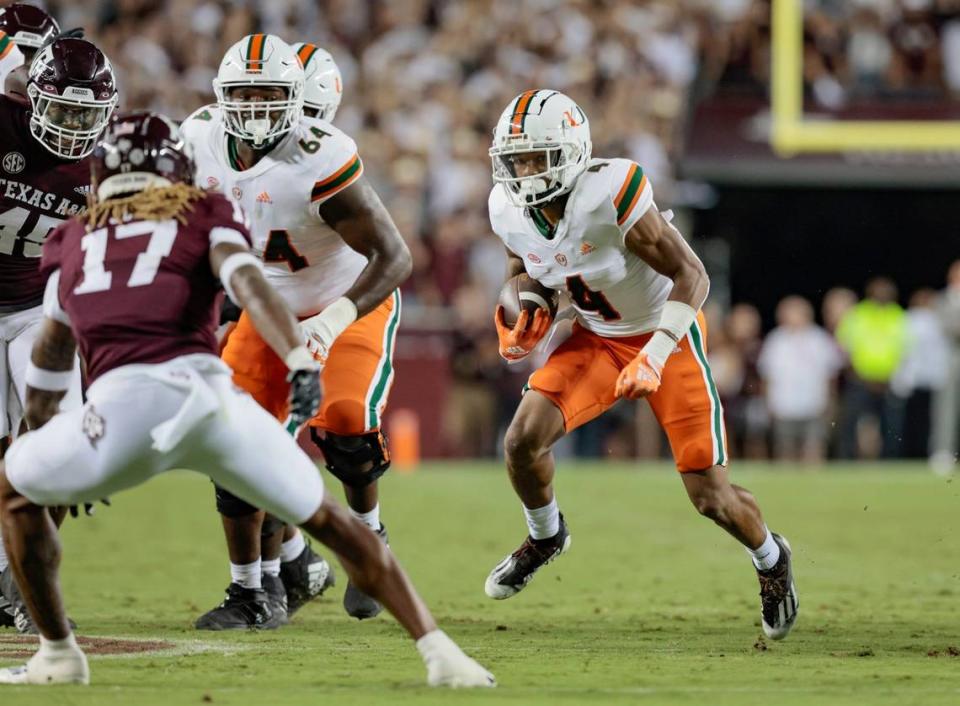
[40,191,252,383]
[0,95,91,312]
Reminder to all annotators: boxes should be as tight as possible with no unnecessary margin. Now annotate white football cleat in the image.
[0,646,89,685]
[416,630,496,688]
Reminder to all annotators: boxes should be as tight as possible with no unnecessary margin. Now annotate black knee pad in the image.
[214,484,259,518]
[311,430,391,488]
[260,514,285,537]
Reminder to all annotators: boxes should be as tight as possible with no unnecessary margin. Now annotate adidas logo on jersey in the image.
[256,191,272,204]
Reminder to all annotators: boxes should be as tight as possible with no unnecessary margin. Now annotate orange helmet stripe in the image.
[246,34,266,73]
[509,90,539,135]
[297,43,318,68]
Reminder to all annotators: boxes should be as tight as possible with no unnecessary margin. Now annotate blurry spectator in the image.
[821,287,858,335]
[758,296,842,463]
[441,281,502,457]
[836,277,909,459]
[846,6,894,94]
[931,260,960,473]
[820,287,858,456]
[892,288,949,459]
[719,303,768,459]
[887,0,943,94]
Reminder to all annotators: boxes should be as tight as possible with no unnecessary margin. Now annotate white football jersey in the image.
[0,32,24,92]
[489,157,672,337]
[181,105,366,317]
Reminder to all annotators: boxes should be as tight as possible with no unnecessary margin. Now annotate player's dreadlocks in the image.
[85,183,206,229]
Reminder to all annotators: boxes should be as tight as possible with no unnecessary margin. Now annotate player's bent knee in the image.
[215,484,260,518]
[312,430,390,488]
[320,399,369,437]
[503,424,546,468]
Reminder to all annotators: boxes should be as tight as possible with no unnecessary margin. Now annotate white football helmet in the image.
[213,34,304,147]
[292,42,342,122]
[489,90,592,207]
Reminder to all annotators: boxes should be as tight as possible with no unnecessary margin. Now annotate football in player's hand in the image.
[498,274,558,329]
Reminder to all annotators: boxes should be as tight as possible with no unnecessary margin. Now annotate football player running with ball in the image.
[483,90,799,641]
[0,112,494,688]
[182,35,410,628]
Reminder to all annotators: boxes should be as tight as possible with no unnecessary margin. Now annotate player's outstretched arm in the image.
[24,318,77,431]
[616,210,709,400]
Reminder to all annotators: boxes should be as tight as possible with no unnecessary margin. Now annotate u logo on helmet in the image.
[563,110,580,127]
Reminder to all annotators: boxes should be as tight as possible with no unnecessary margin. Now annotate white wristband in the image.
[301,296,358,351]
[25,361,73,391]
[284,345,317,371]
[219,252,263,301]
[655,300,698,342]
[642,330,677,369]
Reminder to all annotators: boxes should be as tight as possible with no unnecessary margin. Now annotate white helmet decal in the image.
[213,34,304,147]
[292,42,342,122]
[489,90,592,207]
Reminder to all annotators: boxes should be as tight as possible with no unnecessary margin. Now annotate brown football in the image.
[498,274,559,329]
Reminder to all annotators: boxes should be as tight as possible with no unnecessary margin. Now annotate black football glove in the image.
[69,498,110,518]
[287,368,321,428]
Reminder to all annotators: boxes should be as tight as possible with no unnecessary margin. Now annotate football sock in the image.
[230,560,262,590]
[39,632,80,655]
[280,531,306,563]
[261,558,281,577]
[523,498,560,540]
[747,528,781,571]
[0,529,8,572]
[349,503,381,532]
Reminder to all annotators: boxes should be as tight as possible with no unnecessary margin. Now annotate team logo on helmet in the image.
[2,152,25,174]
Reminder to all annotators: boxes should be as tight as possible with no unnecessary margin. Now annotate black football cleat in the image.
[279,543,335,617]
[343,524,388,620]
[0,566,76,635]
[194,583,283,631]
[756,533,799,640]
[261,574,289,626]
[485,514,571,600]
[0,593,14,629]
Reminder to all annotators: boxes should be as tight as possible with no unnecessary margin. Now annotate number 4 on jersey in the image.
[566,274,621,321]
[264,229,308,272]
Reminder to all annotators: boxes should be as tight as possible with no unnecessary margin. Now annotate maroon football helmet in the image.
[26,37,118,160]
[91,111,197,201]
[0,3,60,56]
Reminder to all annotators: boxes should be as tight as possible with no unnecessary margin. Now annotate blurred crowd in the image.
[706,266,960,470]
[26,1,960,465]
[713,0,960,106]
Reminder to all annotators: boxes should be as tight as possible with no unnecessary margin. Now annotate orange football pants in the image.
[529,313,727,472]
[221,291,400,435]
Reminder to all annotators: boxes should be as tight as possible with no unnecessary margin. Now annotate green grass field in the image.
[0,462,957,705]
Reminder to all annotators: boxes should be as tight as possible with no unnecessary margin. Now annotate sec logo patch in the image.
[3,152,25,174]
[526,253,541,264]
[207,176,220,188]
